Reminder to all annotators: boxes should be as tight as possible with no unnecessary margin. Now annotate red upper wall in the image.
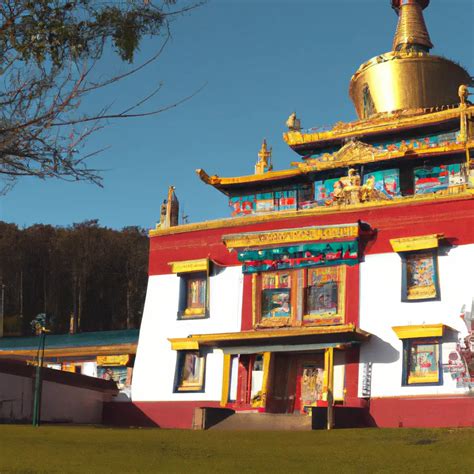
[149,196,474,275]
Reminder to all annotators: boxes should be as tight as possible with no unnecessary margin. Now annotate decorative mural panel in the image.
[313,178,340,206]
[304,266,346,326]
[404,339,441,385]
[362,169,400,198]
[239,242,358,274]
[402,250,440,301]
[308,131,459,161]
[414,163,465,195]
[229,184,313,216]
[300,365,324,412]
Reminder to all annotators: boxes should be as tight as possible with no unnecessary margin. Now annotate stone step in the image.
[208,412,312,431]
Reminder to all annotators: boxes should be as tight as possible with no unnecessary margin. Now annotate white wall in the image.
[0,372,111,424]
[132,266,243,401]
[359,244,473,398]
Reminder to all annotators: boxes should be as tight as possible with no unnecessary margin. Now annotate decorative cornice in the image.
[223,224,359,249]
[149,187,474,238]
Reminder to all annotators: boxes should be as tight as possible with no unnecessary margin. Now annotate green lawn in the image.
[0,425,473,473]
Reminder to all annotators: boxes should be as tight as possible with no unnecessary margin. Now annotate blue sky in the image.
[2,0,473,230]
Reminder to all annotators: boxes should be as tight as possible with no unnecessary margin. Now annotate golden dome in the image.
[349,0,471,119]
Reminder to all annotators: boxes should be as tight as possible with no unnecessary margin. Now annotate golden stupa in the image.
[349,0,471,119]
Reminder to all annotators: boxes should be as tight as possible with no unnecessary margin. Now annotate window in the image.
[254,266,347,328]
[403,338,442,386]
[257,271,293,327]
[304,266,345,325]
[178,271,208,319]
[402,249,440,302]
[174,351,206,392]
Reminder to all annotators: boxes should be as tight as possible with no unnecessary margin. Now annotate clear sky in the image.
[2,0,473,230]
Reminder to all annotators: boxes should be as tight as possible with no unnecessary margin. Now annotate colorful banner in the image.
[238,242,358,273]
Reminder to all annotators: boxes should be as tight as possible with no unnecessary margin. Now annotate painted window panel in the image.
[414,163,465,195]
[403,339,442,385]
[362,168,400,198]
[314,178,340,206]
[261,272,291,319]
[304,266,346,325]
[402,250,440,301]
[178,272,208,318]
[175,351,206,392]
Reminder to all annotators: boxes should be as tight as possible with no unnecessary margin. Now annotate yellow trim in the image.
[390,234,444,252]
[323,347,334,400]
[223,224,359,249]
[408,374,439,384]
[170,340,200,351]
[283,106,474,147]
[197,141,473,189]
[295,142,473,172]
[96,355,129,366]
[149,188,474,238]
[259,352,272,409]
[392,324,447,339]
[169,258,209,274]
[196,167,303,186]
[0,343,137,359]
[220,353,231,407]
[168,324,369,349]
[251,274,258,327]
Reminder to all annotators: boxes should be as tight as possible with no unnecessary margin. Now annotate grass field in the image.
[0,425,473,473]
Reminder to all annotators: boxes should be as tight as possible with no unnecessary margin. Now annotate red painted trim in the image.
[241,274,253,331]
[103,401,221,429]
[369,396,474,428]
[149,197,474,275]
[345,265,359,326]
[103,397,474,429]
[343,346,360,405]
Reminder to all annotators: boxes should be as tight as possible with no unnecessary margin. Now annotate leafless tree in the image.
[0,0,203,193]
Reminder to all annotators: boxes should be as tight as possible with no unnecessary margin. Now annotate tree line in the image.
[0,220,148,336]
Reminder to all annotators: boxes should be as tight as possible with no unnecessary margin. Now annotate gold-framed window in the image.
[253,266,346,328]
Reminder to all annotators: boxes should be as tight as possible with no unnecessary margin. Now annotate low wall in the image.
[103,401,222,429]
[369,396,474,428]
[0,359,117,424]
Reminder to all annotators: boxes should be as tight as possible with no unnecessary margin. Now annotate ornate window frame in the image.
[173,350,206,393]
[390,234,443,303]
[169,259,210,320]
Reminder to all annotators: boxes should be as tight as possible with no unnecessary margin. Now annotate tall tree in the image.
[0,0,202,193]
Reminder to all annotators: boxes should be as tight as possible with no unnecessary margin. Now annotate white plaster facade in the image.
[132,266,243,401]
[358,244,473,398]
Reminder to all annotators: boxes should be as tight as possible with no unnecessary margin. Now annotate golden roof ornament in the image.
[255,139,273,175]
[349,0,471,119]
[392,0,432,52]
[286,112,301,131]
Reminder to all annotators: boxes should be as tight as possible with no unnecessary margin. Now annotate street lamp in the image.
[31,314,50,427]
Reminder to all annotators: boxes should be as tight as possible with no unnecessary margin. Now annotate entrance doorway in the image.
[267,353,325,414]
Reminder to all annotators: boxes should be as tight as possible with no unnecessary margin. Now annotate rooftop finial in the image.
[255,140,273,175]
[391,0,433,52]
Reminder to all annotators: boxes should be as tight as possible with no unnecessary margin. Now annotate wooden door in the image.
[295,354,325,414]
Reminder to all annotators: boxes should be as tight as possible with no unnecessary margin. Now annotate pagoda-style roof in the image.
[284,105,471,155]
[198,137,473,195]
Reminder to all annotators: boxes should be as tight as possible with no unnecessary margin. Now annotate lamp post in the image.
[0,283,5,338]
[31,315,49,427]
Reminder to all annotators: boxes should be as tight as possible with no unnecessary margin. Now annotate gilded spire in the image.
[255,140,272,175]
[392,0,433,52]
